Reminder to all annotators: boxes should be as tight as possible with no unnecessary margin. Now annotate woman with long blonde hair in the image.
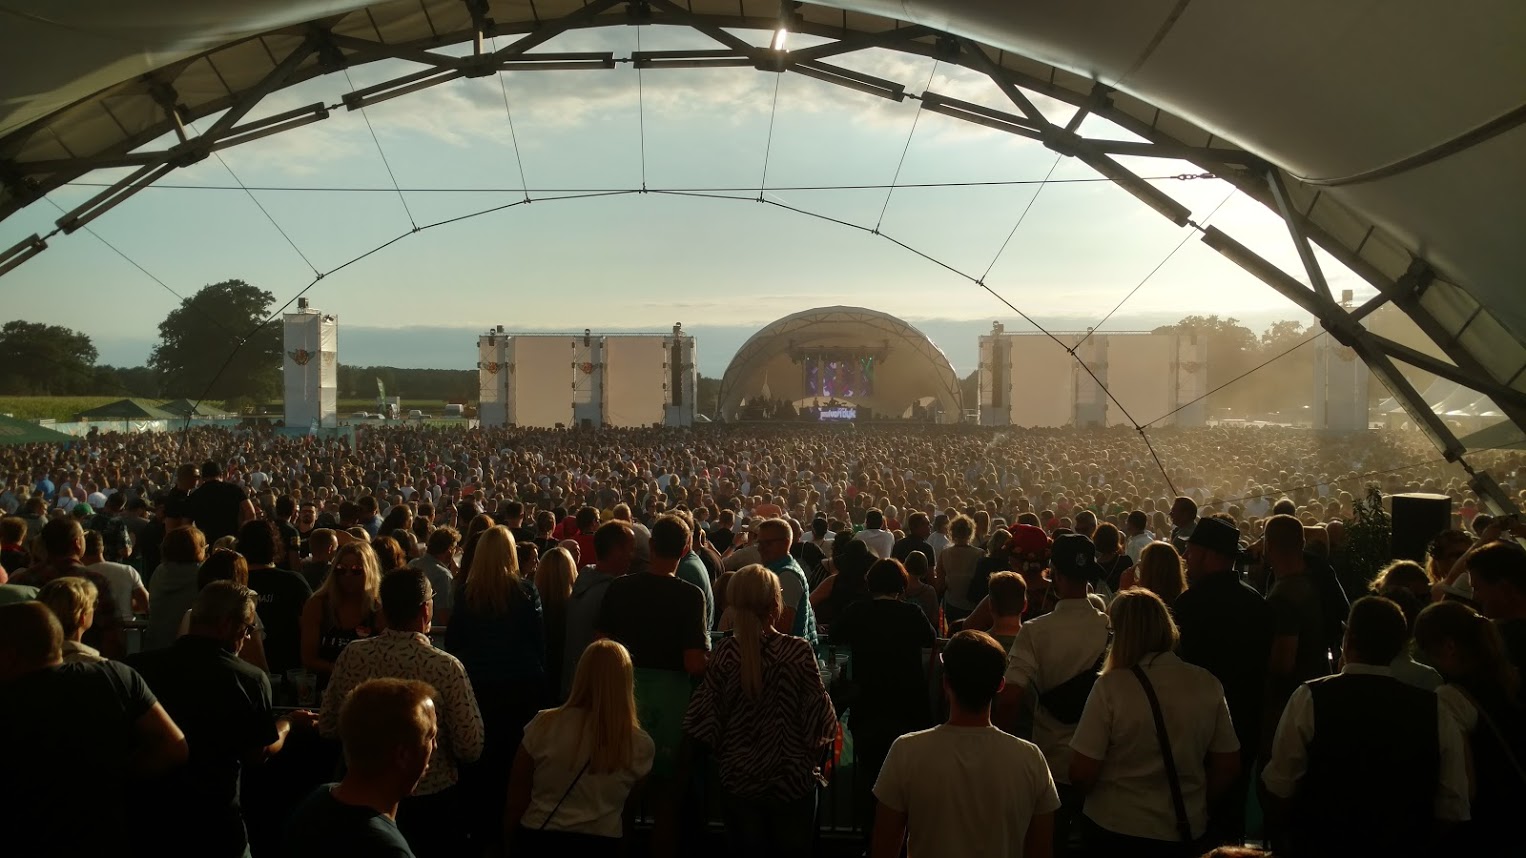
[683,564,837,857]
[444,525,546,844]
[535,547,579,702]
[1124,541,1188,606]
[1070,589,1240,855]
[299,540,382,680]
[506,640,654,855]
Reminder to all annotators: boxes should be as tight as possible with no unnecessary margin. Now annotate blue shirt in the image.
[767,554,818,646]
[677,552,715,630]
[35,478,55,500]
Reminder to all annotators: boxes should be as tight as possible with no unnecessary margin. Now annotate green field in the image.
[0,396,230,423]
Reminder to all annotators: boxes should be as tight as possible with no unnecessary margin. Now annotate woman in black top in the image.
[1094,523,1133,594]
[810,536,873,632]
[829,558,937,840]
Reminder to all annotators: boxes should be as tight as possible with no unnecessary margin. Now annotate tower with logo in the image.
[282,300,337,428]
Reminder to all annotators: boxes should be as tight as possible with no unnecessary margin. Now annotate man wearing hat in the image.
[998,532,1111,856]
[1173,516,1273,846]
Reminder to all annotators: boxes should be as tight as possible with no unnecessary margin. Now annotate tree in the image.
[0,321,99,395]
[1154,314,1260,413]
[151,280,280,401]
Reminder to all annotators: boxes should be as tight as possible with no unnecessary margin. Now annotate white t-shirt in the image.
[519,708,655,837]
[1069,652,1240,841]
[855,528,895,560]
[874,724,1060,857]
[87,560,144,620]
[1003,599,1111,783]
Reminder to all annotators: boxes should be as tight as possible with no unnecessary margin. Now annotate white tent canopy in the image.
[1,1,1522,496]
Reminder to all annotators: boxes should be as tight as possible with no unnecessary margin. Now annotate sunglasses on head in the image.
[336,564,366,575]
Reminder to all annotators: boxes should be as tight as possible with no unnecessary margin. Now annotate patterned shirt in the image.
[682,632,837,801]
[319,629,485,796]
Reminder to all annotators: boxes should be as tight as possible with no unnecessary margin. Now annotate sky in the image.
[1,24,1380,379]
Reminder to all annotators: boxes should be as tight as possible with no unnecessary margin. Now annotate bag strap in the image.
[1132,664,1193,843]
[538,760,590,831]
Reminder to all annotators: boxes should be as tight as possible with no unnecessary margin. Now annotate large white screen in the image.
[1106,335,1177,427]
[510,337,572,428]
[604,336,668,427]
[1009,336,1076,427]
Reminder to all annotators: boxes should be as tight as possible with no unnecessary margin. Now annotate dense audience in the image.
[0,422,1523,857]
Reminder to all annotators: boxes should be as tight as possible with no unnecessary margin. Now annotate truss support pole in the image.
[1266,168,1333,301]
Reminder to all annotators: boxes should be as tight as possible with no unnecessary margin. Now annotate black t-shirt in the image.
[1175,570,1273,752]
[0,661,157,857]
[248,566,314,674]
[1498,618,1526,678]
[1267,573,1331,684]
[187,480,248,543]
[128,635,278,856]
[830,597,937,733]
[890,536,935,564]
[595,572,709,672]
[283,785,415,857]
[277,521,302,560]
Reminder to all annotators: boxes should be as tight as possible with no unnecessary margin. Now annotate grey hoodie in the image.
[145,561,202,650]
[561,566,618,699]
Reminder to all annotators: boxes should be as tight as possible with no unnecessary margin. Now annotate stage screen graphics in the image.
[508,336,572,428]
[1106,334,1178,427]
[603,336,668,427]
[804,355,875,399]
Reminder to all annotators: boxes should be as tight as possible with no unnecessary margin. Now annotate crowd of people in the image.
[0,422,1523,857]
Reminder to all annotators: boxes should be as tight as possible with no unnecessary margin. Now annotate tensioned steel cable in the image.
[873,59,940,231]
[1073,186,1237,351]
[756,74,784,198]
[1142,332,1323,429]
[188,120,321,277]
[634,27,648,191]
[489,36,533,203]
[343,68,418,231]
[980,153,1063,282]
[40,196,236,337]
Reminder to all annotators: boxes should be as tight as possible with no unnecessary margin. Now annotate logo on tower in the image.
[288,348,312,366]
[482,362,501,375]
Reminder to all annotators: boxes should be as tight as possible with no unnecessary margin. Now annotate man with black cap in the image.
[1173,515,1272,847]
[997,532,1110,857]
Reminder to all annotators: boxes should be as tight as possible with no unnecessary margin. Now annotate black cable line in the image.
[40,197,237,337]
[343,68,418,231]
[489,36,532,203]
[634,26,648,191]
[58,174,1211,194]
[1143,333,1323,429]
[980,153,1062,282]
[1074,186,1236,350]
[874,59,940,231]
[204,144,321,276]
[756,73,784,198]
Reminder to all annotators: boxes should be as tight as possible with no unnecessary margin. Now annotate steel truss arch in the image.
[0,1,1520,509]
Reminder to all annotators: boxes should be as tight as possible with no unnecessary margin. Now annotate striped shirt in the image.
[682,632,837,800]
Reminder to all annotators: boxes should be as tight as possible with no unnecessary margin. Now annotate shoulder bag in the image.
[1132,664,1192,843]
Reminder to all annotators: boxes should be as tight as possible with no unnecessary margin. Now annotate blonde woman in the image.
[535,547,579,702]
[300,540,382,680]
[445,525,546,844]
[38,576,104,663]
[1070,589,1241,855]
[1122,541,1188,606]
[683,564,837,858]
[506,640,655,855]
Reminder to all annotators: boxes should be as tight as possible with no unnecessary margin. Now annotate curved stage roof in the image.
[719,306,962,420]
[0,1,1522,477]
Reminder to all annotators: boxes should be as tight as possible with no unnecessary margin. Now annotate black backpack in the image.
[1037,633,1112,724]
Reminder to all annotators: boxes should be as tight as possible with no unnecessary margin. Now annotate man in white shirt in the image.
[82,530,147,620]
[873,630,1059,858]
[997,533,1111,852]
[1122,510,1155,564]
[1262,596,1469,857]
[854,508,895,559]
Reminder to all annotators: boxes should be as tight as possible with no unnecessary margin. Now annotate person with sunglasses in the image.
[301,541,384,685]
[129,580,317,857]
